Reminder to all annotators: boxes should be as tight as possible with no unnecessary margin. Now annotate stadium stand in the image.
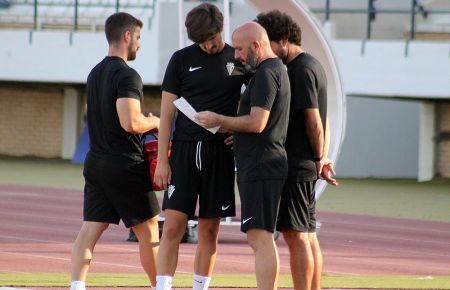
[0,0,155,30]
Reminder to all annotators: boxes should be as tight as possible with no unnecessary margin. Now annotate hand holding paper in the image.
[195,111,222,129]
[173,97,220,134]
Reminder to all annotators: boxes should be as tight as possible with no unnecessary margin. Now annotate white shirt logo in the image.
[242,217,252,224]
[189,66,202,72]
[226,62,235,75]
[168,185,175,199]
[221,204,231,211]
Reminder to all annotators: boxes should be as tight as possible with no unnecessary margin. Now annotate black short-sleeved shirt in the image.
[161,43,249,141]
[86,56,145,162]
[234,58,291,182]
[286,53,328,181]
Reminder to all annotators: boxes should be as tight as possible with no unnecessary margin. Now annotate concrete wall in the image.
[438,103,450,177]
[0,26,159,85]
[332,40,450,99]
[336,96,420,178]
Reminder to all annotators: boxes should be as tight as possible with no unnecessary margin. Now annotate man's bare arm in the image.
[153,91,177,190]
[321,118,338,185]
[304,108,324,160]
[304,107,325,178]
[196,106,270,133]
[116,98,159,134]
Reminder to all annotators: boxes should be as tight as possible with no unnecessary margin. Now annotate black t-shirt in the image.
[234,58,291,182]
[286,53,328,181]
[86,56,145,162]
[161,43,249,141]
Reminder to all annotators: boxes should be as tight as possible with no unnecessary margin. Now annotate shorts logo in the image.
[242,217,252,224]
[221,204,231,211]
[168,185,175,199]
[226,62,235,75]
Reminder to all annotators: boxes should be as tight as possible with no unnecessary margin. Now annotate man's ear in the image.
[124,30,131,44]
[281,38,289,48]
[252,40,261,51]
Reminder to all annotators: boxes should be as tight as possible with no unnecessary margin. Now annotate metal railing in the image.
[1,0,155,31]
[2,0,450,38]
[313,0,450,40]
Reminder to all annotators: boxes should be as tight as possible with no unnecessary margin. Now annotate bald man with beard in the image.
[196,22,291,290]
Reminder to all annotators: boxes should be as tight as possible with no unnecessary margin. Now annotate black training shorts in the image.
[277,180,317,232]
[238,179,285,233]
[162,141,236,219]
[83,154,160,228]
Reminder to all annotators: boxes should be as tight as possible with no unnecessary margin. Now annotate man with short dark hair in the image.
[256,10,338,290]
[154,3,249,290]
[70,12,160,290]
[196,21,291,290]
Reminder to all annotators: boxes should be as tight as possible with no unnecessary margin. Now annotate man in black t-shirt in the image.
[153,4,249,290]
[196,22,290,290]
[256,10,338,290]
[70,13,160,290]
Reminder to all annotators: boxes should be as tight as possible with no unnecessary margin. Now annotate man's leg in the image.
[133,215,160,287]
[282,230,314,290]
[70,221,109,288]
[156,209,188,290]
[309,232,323,290]
[193,217,221,289]
[247,229,279,290]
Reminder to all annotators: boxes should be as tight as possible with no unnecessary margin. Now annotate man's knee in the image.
[79,222,109,239]
[283,230,309,249]
[246,229,273,252]
[198,219,220,243]
[161,220,186,242]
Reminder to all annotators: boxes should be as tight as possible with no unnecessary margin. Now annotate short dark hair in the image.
[255,10,302,46]
[185,3,223,43]
[105,12,143,45]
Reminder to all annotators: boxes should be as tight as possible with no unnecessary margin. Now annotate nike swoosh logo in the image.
[242,217,252,224]
[189,66,202,72]
[222,204,231,211]
[168,185,175,199]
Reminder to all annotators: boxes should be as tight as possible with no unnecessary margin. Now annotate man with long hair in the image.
[154,3,249,289]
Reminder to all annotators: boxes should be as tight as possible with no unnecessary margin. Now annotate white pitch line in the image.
[324,238,450,257]
[322,216,450,235]
[0,251,142,270]
[326,253,450,272]
[324,229,450,245]
[0,234,144,253]
[0,288,33,290]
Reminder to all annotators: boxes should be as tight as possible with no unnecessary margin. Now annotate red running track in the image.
[0,184,449,286]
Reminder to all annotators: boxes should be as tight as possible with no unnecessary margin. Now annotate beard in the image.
[127,40,137,61]
[245,47,259,71]
[278,48,288,64]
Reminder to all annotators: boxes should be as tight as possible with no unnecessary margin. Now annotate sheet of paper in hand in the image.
[173,97,220,134]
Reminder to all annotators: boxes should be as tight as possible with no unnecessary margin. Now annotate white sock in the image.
[70,280,86,290]
[156,275,173,290]
[192,274,211,290]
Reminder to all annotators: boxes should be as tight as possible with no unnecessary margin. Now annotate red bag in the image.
[144,139,171,191]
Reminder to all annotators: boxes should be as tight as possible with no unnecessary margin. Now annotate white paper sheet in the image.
[173,97,220,134]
